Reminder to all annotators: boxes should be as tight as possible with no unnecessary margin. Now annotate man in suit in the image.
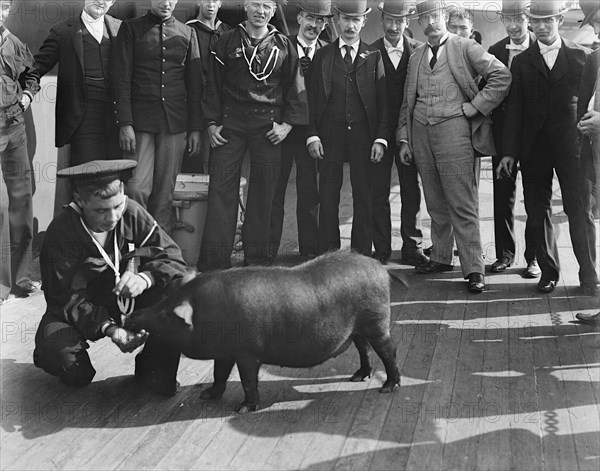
[34,0,122,165]
[0,0,40,304]
[200,0,307,269]
[182,0,231,174]
[112,0,203,233]
[308,0,388,256]
[397,0,511,293]
[576,0,600,325]
[499,0,596,294]
[268,0,331,263]
[487,0,540,278]
[370,0,426,266]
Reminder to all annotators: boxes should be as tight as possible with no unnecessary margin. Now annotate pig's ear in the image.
[172,300,194,327]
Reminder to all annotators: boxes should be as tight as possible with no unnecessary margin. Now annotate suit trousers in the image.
[412,117,484,277]
[200,106,281,269]
[125,126,186,233]
[69,99,121,165]
[370,141,423,259]
[491,152,536,263]
[268,127,319,260]
[521,143,598,286]
[0,116,34,298]
[318,120,373,255]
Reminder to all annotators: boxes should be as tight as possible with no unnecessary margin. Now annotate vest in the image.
[325,49,368,123]
[382,46,410,130]
[413,48,464,125]
[82,22,111,102]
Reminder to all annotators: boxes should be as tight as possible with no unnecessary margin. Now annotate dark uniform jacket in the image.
[578,48,600,183]
[111,11,203,134]
[186,18,231,82]
[503,38,590,163]
[33,14,121,147]
[307,39,388,143]
[40,199,186,341]
[203,22,308,127]
[0,25,39,108]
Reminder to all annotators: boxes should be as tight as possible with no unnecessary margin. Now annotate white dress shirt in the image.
[81,10,105,44]
[384,37,404,69]
[538,36,561,70]
[426,32,450,64]
[296,36,317,60]
[506,35,530,68]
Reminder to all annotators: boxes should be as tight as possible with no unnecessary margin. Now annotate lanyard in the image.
[242,38,280,82]
[79,217,135,316]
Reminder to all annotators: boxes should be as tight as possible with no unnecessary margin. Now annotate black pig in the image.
[124,251,401,413]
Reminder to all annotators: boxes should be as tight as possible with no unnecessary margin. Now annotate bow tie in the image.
[387,46,403,56]
[539,43,561,55]
[506,43,527,51]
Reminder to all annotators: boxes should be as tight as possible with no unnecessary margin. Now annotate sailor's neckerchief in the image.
[69,199,157,317]
[239,21,281,82]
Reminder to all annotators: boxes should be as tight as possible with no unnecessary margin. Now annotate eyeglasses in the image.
[304,14,328,26]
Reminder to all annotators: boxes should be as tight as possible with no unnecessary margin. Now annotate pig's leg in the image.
[349,336,372,382]
[234,358,261,413]
[368,335,401,393]
[200,358,235,401]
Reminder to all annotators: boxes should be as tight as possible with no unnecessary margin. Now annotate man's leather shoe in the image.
[415,260,453,274]
[524,260,541,278]
[11,281,39,296]
[537,278,557,293]
[423,245,433,256]
[467,273,485,293]
[401,251,429,267]
[576,312,600,326]
[490,256,513,273]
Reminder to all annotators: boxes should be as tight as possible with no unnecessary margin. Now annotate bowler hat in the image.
[525,1,569,19]
[57,160,137,187]
[378,1,415,17]
[295,0,333,17]
[498,0,529,17]
[333,0,372,17]
[579,0,600,28]
[413,0,446,17]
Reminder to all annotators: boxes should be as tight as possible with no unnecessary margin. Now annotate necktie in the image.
[429,39,446,69]
[299,46,312,75]
[343,45,353,68]
[505,43,527,51]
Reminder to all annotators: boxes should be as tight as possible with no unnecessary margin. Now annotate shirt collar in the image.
[186,18,222,32]
[297,35,317,50]
[427,32,449,48]
[339,39,359,54]
[538,36,562,53]
[146,11,175,25]
[510,35,530,49]
[81,9,104,25]
[383,37,403,51]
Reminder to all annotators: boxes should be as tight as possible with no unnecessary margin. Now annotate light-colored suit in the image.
[396,34,511,277]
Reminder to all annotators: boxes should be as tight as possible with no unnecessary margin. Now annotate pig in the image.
[124,250,401,413]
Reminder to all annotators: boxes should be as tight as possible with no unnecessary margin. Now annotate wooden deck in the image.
[1,159,599,470]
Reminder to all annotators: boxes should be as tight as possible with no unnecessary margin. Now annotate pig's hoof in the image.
[379,381,400,393]
[235,403,258,414]
[349,369,371,382]
[200,386,225,401]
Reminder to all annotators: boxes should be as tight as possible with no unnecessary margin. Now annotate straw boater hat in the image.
[378,0,415,17]
[579,0,600,28]
[295,0,334,17]
[333,0,372,16]
[412,0,446,17]
[498,0,529,17]
[524,1,569,18]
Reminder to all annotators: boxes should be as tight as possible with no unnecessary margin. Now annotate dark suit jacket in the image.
[578,48,600,183]
[486,32,537,157]
[34,14,122,147]
[371,35,421,140]
[503,38,590,162]
[289,34,327,89]
[307,39,388,142]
